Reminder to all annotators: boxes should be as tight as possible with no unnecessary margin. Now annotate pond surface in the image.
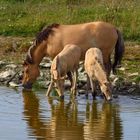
[0,86,140,140]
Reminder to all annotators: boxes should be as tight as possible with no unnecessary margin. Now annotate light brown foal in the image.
[46,44,81,99]
[84,48,112,101]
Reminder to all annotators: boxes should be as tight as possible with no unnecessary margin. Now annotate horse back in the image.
[85,48,105,78]
[51,44,81,79]
[47,21,118,62]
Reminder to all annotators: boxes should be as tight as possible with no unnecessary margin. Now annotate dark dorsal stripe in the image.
[35,23,59,45]
[25,23,59,64]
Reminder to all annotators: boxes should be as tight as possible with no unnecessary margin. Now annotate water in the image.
[0,86,140,140]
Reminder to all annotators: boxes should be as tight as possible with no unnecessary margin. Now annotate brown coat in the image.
[46,44,81,97]
[84,48,112,100]
[23,21,124,90]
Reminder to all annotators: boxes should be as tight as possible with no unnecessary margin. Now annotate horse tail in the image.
[112,29,125,74]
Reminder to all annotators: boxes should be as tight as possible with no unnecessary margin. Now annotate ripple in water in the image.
[0,86,140,140]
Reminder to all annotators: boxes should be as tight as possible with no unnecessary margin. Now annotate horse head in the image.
[100,82,112,101]
[22,60,40,90]
[22,43,40,90]
[22,23,60,90]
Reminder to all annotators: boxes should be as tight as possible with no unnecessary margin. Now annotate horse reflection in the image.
[47,98,84,140]
[22,90,52,139]
[84,101,123,140]
[22,90,84,139]
[22,90,122,140]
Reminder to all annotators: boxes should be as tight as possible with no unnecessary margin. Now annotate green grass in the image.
[0,0,140,41]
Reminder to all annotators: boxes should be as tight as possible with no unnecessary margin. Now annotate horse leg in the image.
[67,71,77,97]
[90,78,97,100]
[46,78,54,96]
[86,74,90,99]
[71,69,78,97]
[67,71,73,88]
[108,56,112,75]
[86,74,97,99]
[73,69,78,96]
[104,57,111,78]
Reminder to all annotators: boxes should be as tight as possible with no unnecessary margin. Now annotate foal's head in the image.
[100,82,112,101]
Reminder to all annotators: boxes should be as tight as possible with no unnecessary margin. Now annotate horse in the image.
[22,21,124,89]
[84,48,112,101]
[46,44,81,98]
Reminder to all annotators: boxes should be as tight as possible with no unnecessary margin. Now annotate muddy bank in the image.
[0,36,140,95]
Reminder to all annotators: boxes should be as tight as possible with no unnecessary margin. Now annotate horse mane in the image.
[25,23,59,64]
[35,23,59,45]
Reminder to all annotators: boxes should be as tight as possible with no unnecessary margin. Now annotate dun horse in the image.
[22,21,124,90]
[84,48,112,100]
[46,44,81,98]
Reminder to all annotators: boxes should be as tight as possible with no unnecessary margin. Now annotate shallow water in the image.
[0,86,140,140]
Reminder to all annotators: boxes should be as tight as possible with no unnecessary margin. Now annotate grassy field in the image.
[0,0,140,42]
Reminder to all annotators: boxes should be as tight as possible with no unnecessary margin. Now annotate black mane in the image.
[25,23,59,64]
[35,23,59,45]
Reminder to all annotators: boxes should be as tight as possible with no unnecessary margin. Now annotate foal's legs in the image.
[46,78,54,96]
[67,71,77,98]
[108,56,112,75]
[71,69,78,97]
[86,75,97,99]
[86,74,90,99]
[46,78,64,99]
[90,78,97,99]
[67,71,73,87]
[104,56,112,77]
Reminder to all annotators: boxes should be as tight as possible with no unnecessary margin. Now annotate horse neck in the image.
[95,62,107,83]
[32,43,46,66]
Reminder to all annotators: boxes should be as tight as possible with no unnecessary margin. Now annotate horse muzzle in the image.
[106,96,112,101]
[22,82,33,90]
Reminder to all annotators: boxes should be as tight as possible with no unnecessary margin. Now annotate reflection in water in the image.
[84,102,123,140]
[47,98,84,140]
[22,90,84,140]
[22,90,123,140]
[22,90,47,139]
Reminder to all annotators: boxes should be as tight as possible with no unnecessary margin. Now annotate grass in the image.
[0,0,140,42]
